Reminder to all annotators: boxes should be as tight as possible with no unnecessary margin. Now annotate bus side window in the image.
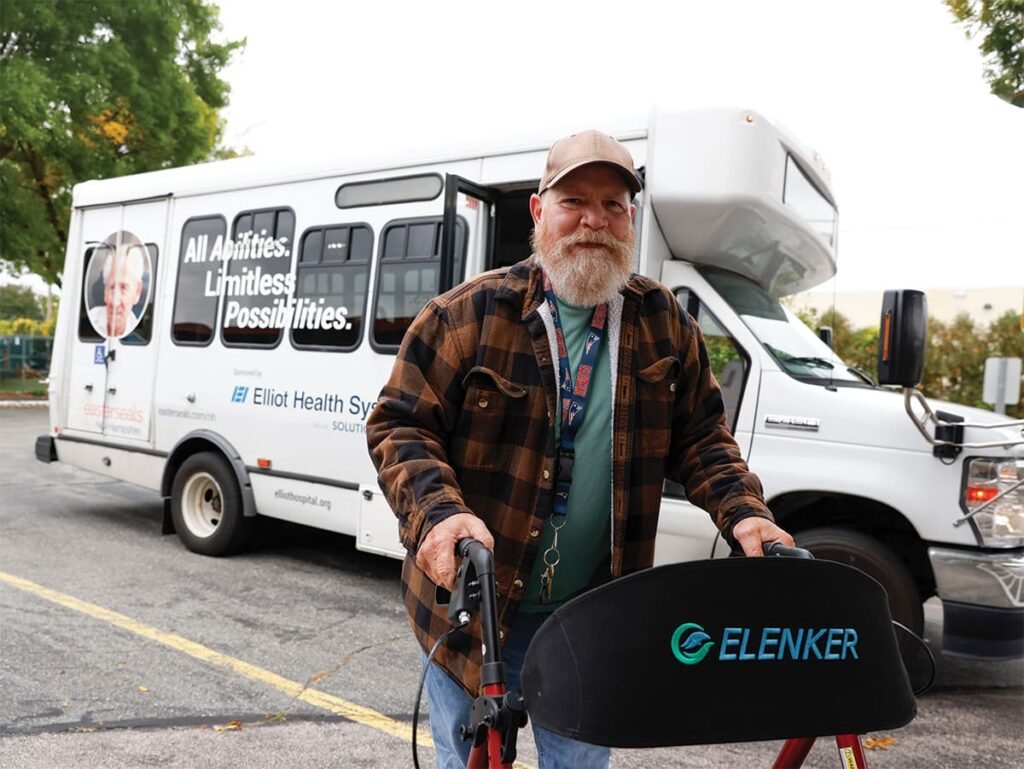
[172,216,227,345]
[371,216,466,351]
[290,223,373,351]
[221,207,295,348]
[120,244,158,345]
[79,246,103,342]
[674,288,749,433]
[665,288,750,501]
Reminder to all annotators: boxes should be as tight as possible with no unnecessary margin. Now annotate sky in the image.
[210,0,1022,296]
[5,0,1020,300]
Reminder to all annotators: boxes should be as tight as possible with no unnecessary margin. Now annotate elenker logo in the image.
[671,623,715,665]
[671,621,860,665]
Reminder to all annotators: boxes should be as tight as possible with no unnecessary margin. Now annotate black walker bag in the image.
[520,557,916,747]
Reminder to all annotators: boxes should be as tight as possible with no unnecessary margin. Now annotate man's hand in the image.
[732,516,795,557]
[416,513,494,590]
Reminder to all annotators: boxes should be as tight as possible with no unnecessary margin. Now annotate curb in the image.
[0,400,49,409]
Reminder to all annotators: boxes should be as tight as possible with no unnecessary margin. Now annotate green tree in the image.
[0,284,42,320]
[9,317,37,335]
[983,310,1024,418]
[816,308,880,376]
[797,306,880,377]
[920,314,989,408]
[945,0,1024,107]
[804,306,1021,416]
[985,309,1024,357]
[0,0,243,286]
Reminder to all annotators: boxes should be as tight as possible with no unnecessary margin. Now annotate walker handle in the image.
[455,537,496,576]
[762,541,814,559]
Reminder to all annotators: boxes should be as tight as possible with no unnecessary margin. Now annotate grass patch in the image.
[0,377,48,398]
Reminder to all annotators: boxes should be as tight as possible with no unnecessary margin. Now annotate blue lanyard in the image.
[543,276,608,518]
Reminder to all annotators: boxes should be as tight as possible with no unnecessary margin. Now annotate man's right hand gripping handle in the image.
[417,513,494,590]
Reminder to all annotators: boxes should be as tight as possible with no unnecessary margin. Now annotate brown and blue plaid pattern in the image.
[366,258,772,694]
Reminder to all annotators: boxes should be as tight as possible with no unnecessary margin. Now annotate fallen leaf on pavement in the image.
[213,720,243,732]
[864,737,898,750]
[137,686,150,693]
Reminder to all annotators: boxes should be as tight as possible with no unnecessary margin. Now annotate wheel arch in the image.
[768,490,935,600]
[162,430,257,518]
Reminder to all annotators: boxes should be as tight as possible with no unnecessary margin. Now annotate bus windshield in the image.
[699,268,873,387]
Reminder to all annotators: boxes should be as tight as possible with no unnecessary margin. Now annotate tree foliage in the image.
[0,0,243,286]
[0,284,43,320]
[945,0,1024,107]
[0,316,54,336]
[805,307,1023,418]
[920,313,989,410]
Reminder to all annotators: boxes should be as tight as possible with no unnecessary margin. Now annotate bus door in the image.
[440,175,498,290]
[70,198,168,441]
[65,204,121,433]
[102,198,168,443]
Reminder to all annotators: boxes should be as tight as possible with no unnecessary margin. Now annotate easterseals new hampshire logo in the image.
[671,622,715,665]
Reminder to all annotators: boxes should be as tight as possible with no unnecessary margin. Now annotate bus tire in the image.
[795,527,924,638]
[171,452,254,556]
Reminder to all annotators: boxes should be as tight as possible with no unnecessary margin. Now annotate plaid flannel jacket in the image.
[366,258,772,694]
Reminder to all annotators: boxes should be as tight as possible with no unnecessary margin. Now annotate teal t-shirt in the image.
[520,297,612,613]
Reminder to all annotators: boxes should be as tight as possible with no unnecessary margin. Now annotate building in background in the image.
[791,286,1024,328]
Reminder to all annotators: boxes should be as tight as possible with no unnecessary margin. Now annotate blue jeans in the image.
[423,611,611,769]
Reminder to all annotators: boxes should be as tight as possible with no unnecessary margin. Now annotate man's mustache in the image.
[558,230,624,250]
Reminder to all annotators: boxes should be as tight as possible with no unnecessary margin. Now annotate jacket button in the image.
[478,398,489,408]
[670,382,676,392]
[499,630,505,640]
[530,528,540,538]
[513,579,524,589]
[543,469,550,480]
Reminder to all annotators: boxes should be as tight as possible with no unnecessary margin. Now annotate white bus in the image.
[37,108,1023,660]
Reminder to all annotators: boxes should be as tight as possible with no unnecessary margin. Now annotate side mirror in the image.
[877,290,927,387]
[818,326,833,349]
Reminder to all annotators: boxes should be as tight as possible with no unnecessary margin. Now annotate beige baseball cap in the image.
[538,129,643,196]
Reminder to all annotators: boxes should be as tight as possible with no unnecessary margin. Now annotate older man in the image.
[88,233,146,339]
[367,130,793,768]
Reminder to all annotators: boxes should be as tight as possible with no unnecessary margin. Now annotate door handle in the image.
[107,387,117,395]
[84,384,93,392]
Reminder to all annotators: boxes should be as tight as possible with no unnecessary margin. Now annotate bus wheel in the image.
[171,452,254,556]
[795,527,924,641]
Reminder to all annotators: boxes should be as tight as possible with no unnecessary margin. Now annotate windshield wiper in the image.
[783,356,835,370]
[846,366,877,386]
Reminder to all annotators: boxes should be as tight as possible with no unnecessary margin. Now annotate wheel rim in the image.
[181,471,224,538]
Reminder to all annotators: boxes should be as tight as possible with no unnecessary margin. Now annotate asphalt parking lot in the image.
[1,406,1021,768]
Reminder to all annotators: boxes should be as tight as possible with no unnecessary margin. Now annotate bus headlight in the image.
[965,458,1024,546]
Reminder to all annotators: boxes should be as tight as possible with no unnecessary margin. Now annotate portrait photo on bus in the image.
[84,231,153,340]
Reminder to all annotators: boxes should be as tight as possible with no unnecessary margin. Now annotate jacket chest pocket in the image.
[636,356,680,458]
[452,365,529,472]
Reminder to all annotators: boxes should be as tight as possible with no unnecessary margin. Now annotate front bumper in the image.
[929,546,1024,659]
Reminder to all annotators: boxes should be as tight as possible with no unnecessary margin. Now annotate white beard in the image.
[532,227,635,308]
